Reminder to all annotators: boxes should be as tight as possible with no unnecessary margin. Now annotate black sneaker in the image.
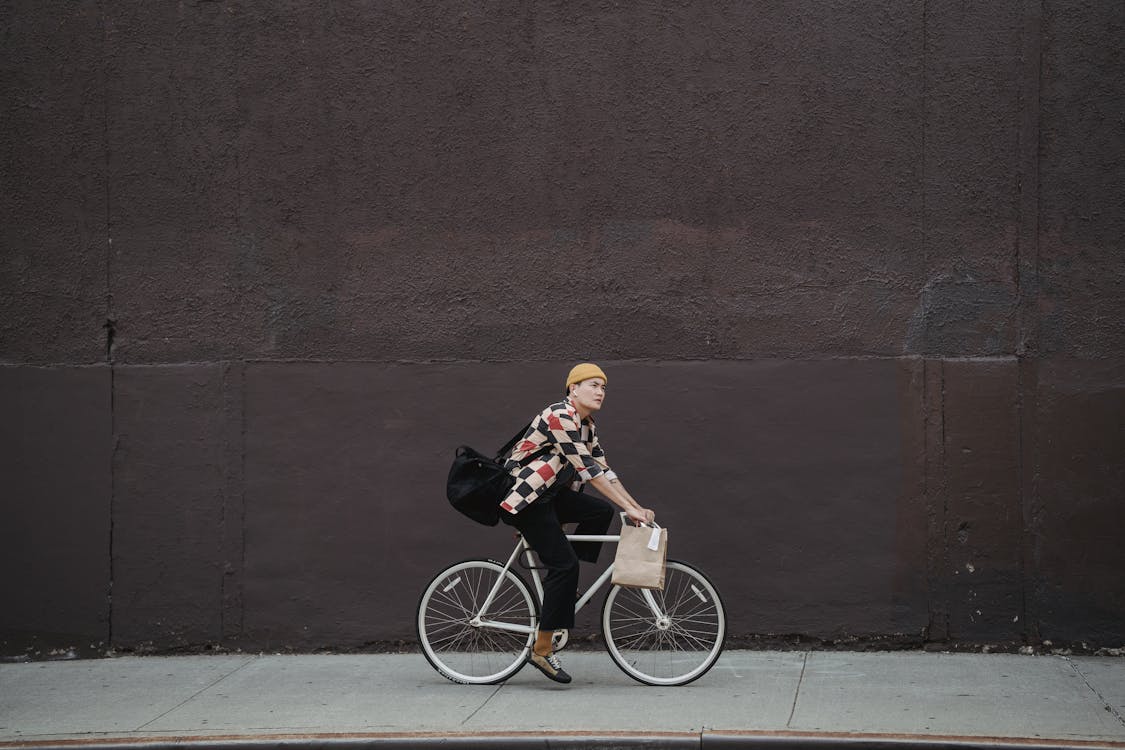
[527,651,572,684]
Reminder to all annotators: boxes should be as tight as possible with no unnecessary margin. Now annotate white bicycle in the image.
[417,516,726,686]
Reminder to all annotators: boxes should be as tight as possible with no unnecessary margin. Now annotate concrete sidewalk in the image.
[1,650,1124,749]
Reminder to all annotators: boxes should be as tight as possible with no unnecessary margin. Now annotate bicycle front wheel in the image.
[417,559,538,684]
[602,560,726,686]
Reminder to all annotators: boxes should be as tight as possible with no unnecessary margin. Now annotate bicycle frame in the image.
[471,522,666,637]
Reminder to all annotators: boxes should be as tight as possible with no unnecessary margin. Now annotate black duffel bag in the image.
[446,423,531,526]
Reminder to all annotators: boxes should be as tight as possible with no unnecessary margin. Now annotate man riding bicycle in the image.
[498,363,656,683]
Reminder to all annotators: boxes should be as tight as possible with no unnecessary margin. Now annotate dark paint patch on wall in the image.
[934,359,1023,642]
[1,0,1123,654]
[1032,359,1125,644]
[0,367,112,654]
[205,359,925,649]
[610,359,918,638]
[111,365,232,647]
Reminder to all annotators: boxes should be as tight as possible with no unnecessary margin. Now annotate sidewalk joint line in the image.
[1065,656,1125,728]
[133,655,259,732]
[461,683,505,726]
[786,651,809,728]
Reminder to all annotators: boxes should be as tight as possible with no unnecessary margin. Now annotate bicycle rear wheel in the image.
[601,560,726,686]
[417,559,538,684]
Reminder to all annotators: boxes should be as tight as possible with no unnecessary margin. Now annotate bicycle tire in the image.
[601,559,726,686]
[417,558,538,684]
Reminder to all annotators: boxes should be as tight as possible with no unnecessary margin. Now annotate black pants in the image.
[500,487,615,631]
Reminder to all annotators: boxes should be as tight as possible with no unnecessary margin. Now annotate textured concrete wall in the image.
[2,1,1122,657]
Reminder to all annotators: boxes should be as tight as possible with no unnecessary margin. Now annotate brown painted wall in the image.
[2,1,1123,657]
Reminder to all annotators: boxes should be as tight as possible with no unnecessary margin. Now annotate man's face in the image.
[570,378,607,413]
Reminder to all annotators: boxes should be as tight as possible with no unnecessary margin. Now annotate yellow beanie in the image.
[566,363,607,390]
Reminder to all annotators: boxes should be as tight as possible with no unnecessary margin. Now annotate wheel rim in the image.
[418,560,536,684]
[602,561,726,685]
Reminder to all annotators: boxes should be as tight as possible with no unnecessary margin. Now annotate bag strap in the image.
[495,421,533,460]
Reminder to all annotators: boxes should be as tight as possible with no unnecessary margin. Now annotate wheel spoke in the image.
[613,624,661,651]
[602,562,726,685]
[419,560,536,684]
[666,622,714,651]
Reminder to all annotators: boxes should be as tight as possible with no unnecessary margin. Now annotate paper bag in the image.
[611,525,668,590]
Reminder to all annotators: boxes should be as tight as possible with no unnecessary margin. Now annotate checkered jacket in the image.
[499,398,618,514]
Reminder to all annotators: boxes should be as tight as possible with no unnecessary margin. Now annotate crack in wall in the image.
[1015,0,1044,647]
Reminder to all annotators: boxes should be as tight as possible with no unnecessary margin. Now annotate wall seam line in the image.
[940,358,949,638]
[239,360,247,636]
[101,0,116,650]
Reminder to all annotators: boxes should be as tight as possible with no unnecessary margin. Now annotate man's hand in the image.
[626,507,656,526]
[625,507,649,526]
